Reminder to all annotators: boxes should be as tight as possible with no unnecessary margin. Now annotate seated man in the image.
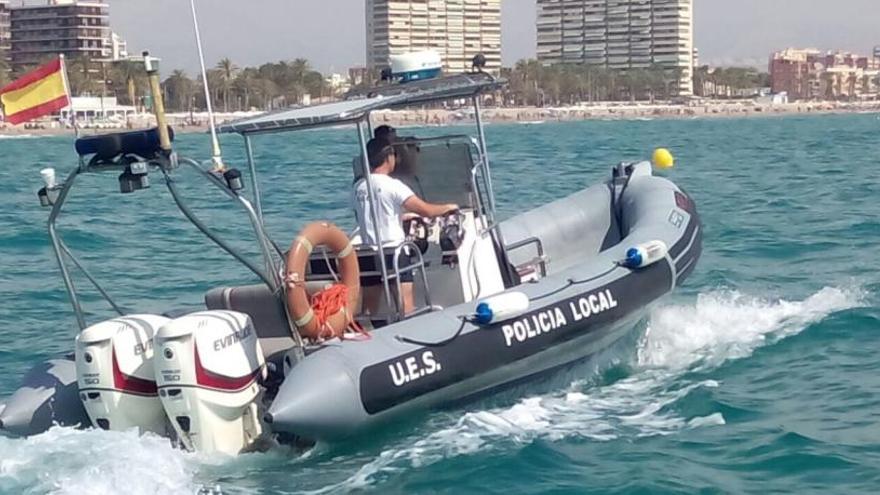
[352,137,458,317]
[352,125,397,182]
[374,124,396,142]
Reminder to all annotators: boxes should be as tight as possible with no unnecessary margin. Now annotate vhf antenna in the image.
[190,0,225,171]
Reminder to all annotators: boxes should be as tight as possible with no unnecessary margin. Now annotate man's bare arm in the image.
[403,196,458,218]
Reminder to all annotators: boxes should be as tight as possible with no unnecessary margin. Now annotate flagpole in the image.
[58,54,79,138]
[143,52,172,153]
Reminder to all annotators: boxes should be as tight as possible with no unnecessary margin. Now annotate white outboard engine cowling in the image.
[154,310,267,455]
[75,314,170,434]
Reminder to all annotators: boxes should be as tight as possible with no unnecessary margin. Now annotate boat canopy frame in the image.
[45,152,286,335]
[45,72,510,338]
[218,72,512,323]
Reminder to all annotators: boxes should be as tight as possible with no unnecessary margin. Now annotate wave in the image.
[0,134,38,140]
[0,428,197,495]
[637,286,865,370]
[315,286,866,493]
[0,287,865,495]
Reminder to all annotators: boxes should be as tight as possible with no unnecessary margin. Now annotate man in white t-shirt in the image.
[352,138,458,317]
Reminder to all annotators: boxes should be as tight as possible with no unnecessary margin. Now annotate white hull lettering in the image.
[389,351,443,387]
[501,306,568,347]
[500,289,618,347]
[570,289,618,322]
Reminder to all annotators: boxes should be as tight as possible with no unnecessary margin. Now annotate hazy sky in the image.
[108,0,879,74]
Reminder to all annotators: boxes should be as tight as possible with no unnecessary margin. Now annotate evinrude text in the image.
[213,326,252,351]
[133,340,153,356]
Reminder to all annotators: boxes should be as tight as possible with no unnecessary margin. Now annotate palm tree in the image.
[108,60,144,109]
[623,68,653,102]
[511,59,542,106]
[195,69,225,111]
[215,58,238,112]
[663,66,685,99]
[163,70,194,112]
[66,56,97,96]
[693,65,711,97]
[254,77,279,110]
[233,68,257,111]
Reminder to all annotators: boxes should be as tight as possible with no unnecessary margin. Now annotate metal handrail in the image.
[161,167,274,288]
[505,236,548,277]
[47,166,87,329]
[392,242,433,319]
[243,134,264,221]
[58,238,126,316]
[176,157,282,291]
[356,119,395,310]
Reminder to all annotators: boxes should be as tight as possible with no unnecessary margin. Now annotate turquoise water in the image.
[0,114,878,494]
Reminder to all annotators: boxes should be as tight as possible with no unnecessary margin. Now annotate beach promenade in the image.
[2,100,878,137]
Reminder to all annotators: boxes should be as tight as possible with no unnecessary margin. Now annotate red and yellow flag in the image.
[0,58,71,125]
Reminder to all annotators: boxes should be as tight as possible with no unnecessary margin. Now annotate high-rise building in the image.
[536,0,694,95]
[366,0,501,75]
[9,0,110,74]
[107,31,128,61]
[0,0,10,68]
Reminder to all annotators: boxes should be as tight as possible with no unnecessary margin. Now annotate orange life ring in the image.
[284,222,361,340]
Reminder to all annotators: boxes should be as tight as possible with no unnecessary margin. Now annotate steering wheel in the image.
[443,208,465,224]
[438,210,466,253]
[404,216,431,254]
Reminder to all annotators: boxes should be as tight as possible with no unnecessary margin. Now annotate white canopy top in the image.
[217,73,504,135]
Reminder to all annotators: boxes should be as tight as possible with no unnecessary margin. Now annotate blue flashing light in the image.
[475,302,493,325]
[625,247,643,268]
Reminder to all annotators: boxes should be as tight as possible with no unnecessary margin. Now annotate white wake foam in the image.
[320,286,866,493]
[0,427,198,495]
[637,286,864,370]
[0,134,38,140]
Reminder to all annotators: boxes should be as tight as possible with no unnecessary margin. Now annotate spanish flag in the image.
[0,58,71,125]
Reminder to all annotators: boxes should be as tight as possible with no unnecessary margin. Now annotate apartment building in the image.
[0,0,10,67]
[366,0,501,75]
[9,0,110,73]
[537,0,694,95]
[770,48,880,100]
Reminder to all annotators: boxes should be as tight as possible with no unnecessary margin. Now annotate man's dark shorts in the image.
[361,251,415,286]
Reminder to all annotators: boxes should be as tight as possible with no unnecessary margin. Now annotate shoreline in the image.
[1,100,877,137]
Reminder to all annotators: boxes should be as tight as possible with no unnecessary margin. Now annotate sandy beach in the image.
[1,100,877,137]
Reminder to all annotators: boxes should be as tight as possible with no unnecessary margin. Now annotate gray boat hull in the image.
[267,167,702,440]
[0,356,88,437]
[1,166,701,442]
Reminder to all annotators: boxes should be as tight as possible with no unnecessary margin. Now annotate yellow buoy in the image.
[652,148,675,169]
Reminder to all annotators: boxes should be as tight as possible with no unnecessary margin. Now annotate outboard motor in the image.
[153,310,267,455]
[75,314,170,434]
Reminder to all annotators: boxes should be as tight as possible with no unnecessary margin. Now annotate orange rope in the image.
[310,284,369,341]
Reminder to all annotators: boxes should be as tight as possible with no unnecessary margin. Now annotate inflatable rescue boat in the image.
[0,64,701,453]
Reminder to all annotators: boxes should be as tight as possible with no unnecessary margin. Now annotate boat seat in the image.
[205,284,296,359]
[75,126,174,161]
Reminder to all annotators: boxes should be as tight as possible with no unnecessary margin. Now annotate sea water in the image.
[0,114,878,494]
